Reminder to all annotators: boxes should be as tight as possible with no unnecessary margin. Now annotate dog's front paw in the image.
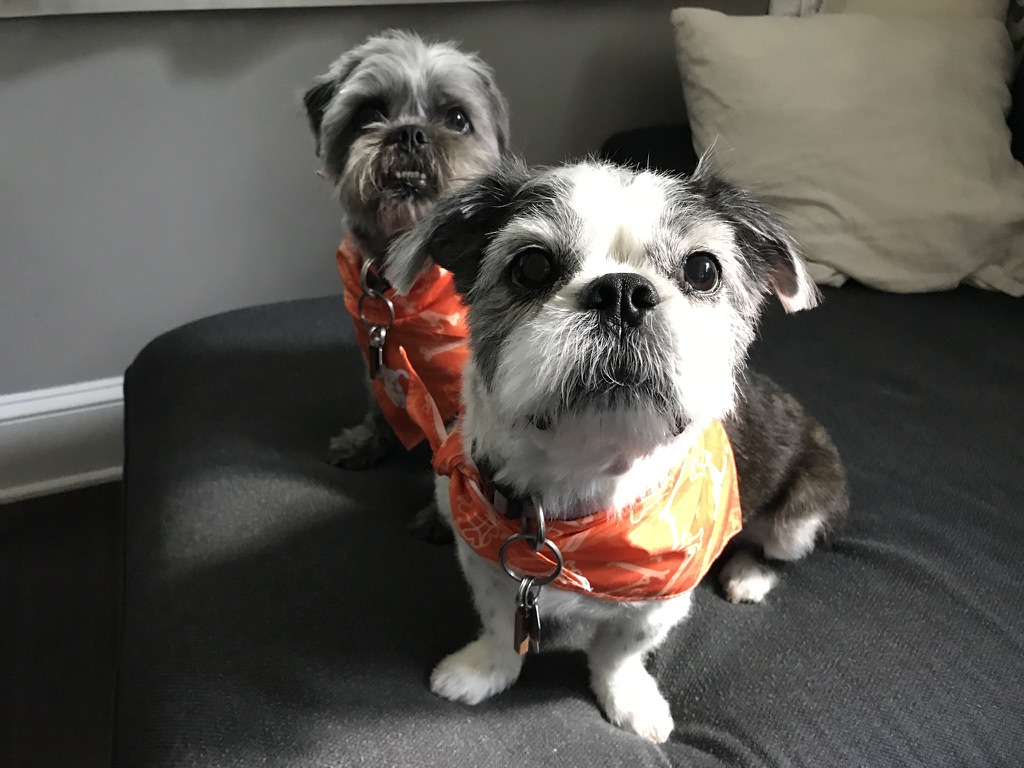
[430,638,522,705]
[719,549,779,604]
[593,664,674,743]
[327,417,390,469]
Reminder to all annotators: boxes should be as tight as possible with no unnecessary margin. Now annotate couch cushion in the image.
[116,287,1024,767]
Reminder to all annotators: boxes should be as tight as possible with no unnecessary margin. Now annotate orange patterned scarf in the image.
[336,233,469,450]
[401,359,744,602]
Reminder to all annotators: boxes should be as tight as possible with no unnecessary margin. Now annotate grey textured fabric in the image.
[116,282,1024,767]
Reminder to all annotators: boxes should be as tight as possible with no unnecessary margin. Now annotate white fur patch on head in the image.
[565,165,669,270]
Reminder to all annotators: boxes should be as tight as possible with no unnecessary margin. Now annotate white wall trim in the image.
[0,377,124,504]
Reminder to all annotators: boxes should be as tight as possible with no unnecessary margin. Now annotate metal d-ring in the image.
[498,533,563,587]
[367,324,388,348]
[359,257,383,295]
[357,259,395,331]
[521,502,546,551]
[516,576,539,607]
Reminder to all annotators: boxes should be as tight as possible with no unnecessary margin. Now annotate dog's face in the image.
[387,160,818,458]
[303,30,510,251]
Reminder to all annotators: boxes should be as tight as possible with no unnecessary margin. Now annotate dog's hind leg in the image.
[327,394,394,469]
[407,501,453,544]
[719,427,849,604]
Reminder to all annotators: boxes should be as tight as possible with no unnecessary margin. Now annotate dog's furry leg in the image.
[327,395,394,469]
[719,549,779,604]
[430,531,523,704]
[407,426,456,544]
[720,373,849,603]
[586,594,691,744]
[407,502,454,544]
[720,471,847,604]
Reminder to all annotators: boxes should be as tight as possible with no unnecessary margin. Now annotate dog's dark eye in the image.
[682,252,720,292]
[354,102,386,130]
[445,107,472,134]
[511,248,556,290]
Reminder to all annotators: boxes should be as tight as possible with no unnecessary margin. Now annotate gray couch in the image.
[114,64,1024,767]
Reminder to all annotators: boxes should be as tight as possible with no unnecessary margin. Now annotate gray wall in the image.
[0,0,763,396]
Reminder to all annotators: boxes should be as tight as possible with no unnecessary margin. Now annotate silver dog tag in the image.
[368,341,384,378]
[513,603,531,655]
[528,600,541,653]
[513,584,541,655]
[367,326,387,379]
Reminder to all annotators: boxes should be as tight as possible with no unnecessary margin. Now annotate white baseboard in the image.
[0,377,124,504]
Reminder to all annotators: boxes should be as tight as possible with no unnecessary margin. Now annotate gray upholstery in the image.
[116,283,1024,767]
[116,54,1024,768]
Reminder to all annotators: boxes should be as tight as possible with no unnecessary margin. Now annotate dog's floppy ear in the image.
[303,79,336,152]
[468,56,511,158]
[693,160,820,313]
[301,49,364,157]
[763,232,820,314]
[386,158,529,297]
[733,199,819,314]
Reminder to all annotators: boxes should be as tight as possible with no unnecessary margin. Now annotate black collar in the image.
[476,458,598,522]
[476,458,533,520]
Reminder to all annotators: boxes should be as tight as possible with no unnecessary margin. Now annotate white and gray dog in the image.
[303,30,509,470]
[386,159,849,742]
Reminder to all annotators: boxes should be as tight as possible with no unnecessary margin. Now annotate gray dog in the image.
[303,30,510,473]
[386,159,850,742]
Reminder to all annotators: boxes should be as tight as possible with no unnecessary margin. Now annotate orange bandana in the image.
[336,233,469,450]
[402,361,744,602]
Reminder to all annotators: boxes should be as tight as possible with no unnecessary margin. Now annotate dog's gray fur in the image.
[386,158,849,741]
[302,30,509,472]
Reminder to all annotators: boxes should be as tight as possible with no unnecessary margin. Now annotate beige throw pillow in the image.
[822,0,1023,70]
[671,9,1024,294]
[820,0,1008,18]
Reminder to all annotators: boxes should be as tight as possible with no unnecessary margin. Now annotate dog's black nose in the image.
[388,124,431,153]
[580,273,661,328]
